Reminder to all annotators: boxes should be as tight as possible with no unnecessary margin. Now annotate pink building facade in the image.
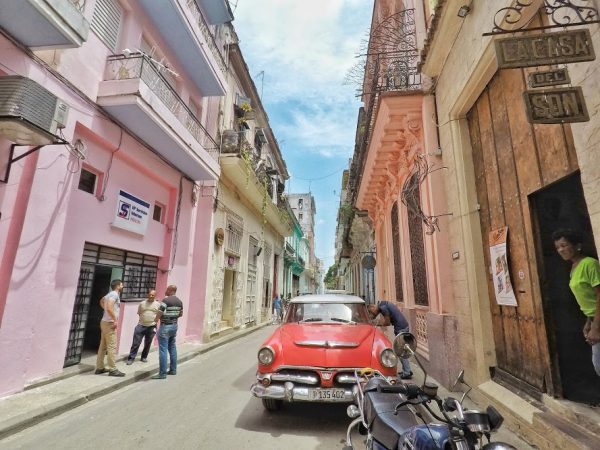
[346,0,459,386]
[0,0,232,396]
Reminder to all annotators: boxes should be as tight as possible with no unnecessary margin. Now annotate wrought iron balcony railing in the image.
[185,0,227,74]
[105,54,219,161]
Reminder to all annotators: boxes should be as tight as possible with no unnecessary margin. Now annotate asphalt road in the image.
[0,326,356,450]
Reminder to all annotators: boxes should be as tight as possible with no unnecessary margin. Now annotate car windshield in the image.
[284,302,370,324]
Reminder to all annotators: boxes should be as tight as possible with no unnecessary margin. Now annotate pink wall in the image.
[0,5,218,394]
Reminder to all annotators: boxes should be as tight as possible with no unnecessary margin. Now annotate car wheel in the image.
[262,398,283,411]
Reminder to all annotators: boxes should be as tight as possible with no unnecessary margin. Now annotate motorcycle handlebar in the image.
[377,383,422,399]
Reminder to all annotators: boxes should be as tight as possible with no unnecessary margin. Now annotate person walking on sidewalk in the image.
[126,289,160,365]
[368,300,412,379]
[151,285,183,380]
[95,279,125,377]
[272,293,282,324]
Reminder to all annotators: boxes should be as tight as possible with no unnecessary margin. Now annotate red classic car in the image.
[250,294,398,411]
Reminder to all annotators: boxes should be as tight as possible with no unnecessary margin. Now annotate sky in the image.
[231,0,373,272]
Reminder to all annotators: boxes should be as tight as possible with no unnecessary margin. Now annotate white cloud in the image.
[233,0,369,103]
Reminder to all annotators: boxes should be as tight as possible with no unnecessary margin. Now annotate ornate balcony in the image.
[138,0,227,96]
[97,54,220,181]
[0,0,90,49]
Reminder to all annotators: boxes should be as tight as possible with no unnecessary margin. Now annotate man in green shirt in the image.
[554,229,600,376]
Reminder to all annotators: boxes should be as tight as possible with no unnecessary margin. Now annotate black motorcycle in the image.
[344,333,518,450]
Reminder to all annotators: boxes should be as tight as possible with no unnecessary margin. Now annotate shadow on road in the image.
[235,397,358,449]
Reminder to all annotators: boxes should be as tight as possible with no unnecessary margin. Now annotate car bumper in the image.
[251,381,355,403]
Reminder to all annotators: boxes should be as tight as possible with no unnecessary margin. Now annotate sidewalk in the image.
[0,323,270,441]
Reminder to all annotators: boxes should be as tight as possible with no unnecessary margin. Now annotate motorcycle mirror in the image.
[393,332,417,358]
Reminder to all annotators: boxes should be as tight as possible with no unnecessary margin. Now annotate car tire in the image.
[262,398,283,411]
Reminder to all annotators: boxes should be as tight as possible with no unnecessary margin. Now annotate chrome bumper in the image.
[250,381,354,403]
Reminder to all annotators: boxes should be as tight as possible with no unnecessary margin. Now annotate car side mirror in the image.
[393,332,417,358]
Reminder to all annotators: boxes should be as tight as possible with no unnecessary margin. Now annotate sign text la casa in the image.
[495,29,595,69]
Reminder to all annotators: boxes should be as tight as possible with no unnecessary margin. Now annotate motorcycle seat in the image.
[364,390,419,449]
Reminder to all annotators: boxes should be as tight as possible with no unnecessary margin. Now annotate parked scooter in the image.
[344,333,517,450]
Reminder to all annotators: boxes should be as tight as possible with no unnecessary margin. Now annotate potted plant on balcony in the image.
[240,101,255,121]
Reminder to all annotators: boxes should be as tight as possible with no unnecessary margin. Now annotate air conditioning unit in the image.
[0,76,69,145]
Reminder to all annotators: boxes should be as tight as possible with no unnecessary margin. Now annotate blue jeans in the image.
[593,342,600,377]
[396,327,412,376]
[128,324,156,361]
[157,323,178,376]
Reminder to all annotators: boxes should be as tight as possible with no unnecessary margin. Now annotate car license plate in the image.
[308,388,346,401]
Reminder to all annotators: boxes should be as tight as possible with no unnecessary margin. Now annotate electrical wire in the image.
[169,176,184,271]
[292,166,346,182]
[99,129,123,201]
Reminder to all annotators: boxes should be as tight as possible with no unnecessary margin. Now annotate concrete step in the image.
[533,410,600,450]
[542,395,600,438]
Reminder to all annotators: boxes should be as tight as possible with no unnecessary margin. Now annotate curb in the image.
[0,323,270,441]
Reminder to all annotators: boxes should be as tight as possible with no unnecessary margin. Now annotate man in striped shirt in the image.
[151,285,183,380]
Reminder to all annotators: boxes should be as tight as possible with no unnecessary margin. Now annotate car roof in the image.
[290,294,365,304]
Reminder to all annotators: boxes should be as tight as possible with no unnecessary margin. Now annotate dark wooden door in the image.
[467,67,580,393]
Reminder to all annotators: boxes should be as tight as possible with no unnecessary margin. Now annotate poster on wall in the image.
[489,227,518,307]
[112,189,150,235]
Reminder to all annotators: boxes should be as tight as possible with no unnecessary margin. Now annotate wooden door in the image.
[467,68,579,394]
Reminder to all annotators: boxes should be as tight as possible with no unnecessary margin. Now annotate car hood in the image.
[277,324,376,368]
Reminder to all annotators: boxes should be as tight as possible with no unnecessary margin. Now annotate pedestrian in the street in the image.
[273,293,282,323]
[368,300,412,379]
[95,279,126,377]
[553,229,600,376]
[126,289,160,365]
[151,285,184,380]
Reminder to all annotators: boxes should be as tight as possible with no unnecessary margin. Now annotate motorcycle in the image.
[343,333,517,450]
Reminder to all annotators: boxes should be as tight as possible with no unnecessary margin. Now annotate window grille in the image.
[226,215,243,256]
[391,202,403,302]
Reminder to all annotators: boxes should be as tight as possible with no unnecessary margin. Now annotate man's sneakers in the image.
[94,368,108,375]
[400,372,413,380]
[167,370,176,375]
[151,373,167,380]
[108,369,125,377]
[126,359,134,365]
[141,358,148,363]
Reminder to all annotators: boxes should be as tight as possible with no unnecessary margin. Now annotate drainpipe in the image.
[0,150,40,328]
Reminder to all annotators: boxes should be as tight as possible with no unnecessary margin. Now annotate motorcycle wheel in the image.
[262,398,283,411]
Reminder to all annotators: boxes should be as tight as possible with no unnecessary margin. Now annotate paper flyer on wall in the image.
[489,227,518,307]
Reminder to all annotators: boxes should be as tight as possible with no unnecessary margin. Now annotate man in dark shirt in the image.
[368,301,412,379]
[151,285,183,380]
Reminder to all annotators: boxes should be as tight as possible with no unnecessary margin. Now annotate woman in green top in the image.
[553,229,600,376]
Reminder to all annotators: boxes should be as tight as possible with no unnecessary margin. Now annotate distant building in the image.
[287,193,318,294]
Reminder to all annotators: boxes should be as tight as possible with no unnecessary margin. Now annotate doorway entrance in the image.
[222,268,237,326]
[64,243,158,367]
[531,173,600,404]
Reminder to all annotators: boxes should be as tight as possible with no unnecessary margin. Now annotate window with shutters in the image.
[91,0,123,52]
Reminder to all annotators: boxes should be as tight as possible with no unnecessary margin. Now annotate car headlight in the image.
[380,348,398,368]
[258,347,275,365]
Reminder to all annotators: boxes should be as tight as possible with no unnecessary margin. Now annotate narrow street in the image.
[0,326,352,450]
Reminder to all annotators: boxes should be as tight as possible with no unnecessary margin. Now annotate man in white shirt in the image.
[95,279,125,377]
[126,289,160,365]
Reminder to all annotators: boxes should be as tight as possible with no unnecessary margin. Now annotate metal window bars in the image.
[105,53,220,161]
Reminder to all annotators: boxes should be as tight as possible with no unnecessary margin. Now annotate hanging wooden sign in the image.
[528,68,570,88]
[495,29,595,69]
[523,87,589,124]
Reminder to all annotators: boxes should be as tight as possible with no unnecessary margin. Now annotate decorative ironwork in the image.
[415,309,429,349]
[405,173,429,307]
[346,9,421,204]
[391,202,403,302]
[69,0,86,12]
[401,154,449,235]
[491,0,599,34]
[105,54,219,160]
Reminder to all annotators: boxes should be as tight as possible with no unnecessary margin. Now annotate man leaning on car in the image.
[368,301,413,379]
